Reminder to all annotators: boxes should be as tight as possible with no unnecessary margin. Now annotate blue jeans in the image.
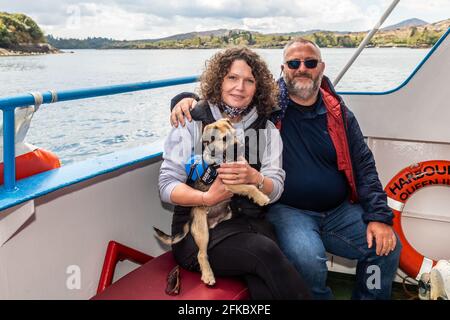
[266,201,402,300]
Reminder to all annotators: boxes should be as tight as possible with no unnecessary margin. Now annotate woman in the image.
[159,47,310,300]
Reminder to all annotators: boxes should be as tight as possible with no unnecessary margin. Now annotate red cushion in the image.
[92,252,249,300]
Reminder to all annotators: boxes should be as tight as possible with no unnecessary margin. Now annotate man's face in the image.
[281,42,325,102]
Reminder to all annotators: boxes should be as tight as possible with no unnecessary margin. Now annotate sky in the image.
[1,0,449,40]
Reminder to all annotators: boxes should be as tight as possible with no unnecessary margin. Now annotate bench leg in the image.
[97,240,153,294]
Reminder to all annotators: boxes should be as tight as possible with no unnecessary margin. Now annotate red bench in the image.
[92,241,249,300]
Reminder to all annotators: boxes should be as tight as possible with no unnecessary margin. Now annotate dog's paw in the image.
[201,270,216,286]
[252,192,270,206]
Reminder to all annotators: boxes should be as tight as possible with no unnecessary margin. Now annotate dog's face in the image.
[202,119,241,165]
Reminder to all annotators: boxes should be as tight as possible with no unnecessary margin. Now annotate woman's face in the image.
[221,59,256,109]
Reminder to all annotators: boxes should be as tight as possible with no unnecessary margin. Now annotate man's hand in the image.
[170,98,197,127]
[367,222,397,256]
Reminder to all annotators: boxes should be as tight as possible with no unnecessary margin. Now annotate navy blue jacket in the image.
[274,76,393,225]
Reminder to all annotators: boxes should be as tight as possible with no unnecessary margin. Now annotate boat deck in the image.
[327,272,418,300]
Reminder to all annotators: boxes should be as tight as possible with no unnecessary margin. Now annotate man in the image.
[169,38,401,300]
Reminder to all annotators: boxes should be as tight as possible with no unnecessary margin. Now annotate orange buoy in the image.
[0,146,60,184]
[385,160,450,279]
[0,105,60,185]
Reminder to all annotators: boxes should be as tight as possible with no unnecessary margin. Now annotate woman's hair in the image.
[199,47,278,117]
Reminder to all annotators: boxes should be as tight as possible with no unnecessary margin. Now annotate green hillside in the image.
[135,19,449,49]
[47,18,449,50]
[0,12,45,48]
[0,12,59,55]
[3,11,447,51]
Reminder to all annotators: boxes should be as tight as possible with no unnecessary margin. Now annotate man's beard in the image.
[284,72,322,101]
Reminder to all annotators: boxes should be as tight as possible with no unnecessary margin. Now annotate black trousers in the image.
[178,232,311,300]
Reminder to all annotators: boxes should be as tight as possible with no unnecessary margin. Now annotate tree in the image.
[0,12,46,47]
[248,33,255,45]
[337,35,354,47]
[0,24,12,47]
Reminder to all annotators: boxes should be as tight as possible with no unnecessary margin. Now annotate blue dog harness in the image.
[185,155,219,185]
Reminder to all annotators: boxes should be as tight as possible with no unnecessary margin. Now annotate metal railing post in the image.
[3,108,17,191]
[333,0,401,87]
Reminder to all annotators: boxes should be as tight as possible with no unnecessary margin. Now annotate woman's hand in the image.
[217,159,261,185]
[170,98,197,127]
[203,177,233,206]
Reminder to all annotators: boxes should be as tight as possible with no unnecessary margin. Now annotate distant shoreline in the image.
[0,49,62,57]
[0,43,61,57]
[0,45,433,56]
[42,46,432,51]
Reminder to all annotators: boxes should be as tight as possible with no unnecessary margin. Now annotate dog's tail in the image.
[153,223,189,245]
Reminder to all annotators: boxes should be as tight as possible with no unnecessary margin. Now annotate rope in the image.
[397,272,419,300]
[27,90,58,112]
[28,91,43,112]
[49,90,58,103]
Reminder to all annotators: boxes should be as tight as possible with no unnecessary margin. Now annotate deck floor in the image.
[327,271,418,300]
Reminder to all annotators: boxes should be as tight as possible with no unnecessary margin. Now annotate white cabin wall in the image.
[346,37,449,144]
[0,158,172,299]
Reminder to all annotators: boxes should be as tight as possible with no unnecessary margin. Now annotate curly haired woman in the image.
[159,47,310,299]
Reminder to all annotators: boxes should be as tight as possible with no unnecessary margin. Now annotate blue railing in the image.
[0,75,199,192]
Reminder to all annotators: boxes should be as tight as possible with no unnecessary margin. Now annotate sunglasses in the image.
[285,59,320,70]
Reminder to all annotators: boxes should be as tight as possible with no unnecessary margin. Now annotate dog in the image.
[154,118,269,286]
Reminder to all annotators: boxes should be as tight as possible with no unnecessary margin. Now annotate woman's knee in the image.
[245,234,286,262]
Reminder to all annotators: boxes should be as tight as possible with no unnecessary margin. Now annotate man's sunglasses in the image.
[285,59,320,70]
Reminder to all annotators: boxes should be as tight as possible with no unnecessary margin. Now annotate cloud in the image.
[114,0,308,19]
[0,0,448,39]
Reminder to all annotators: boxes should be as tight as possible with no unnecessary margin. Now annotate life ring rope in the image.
[387,197,405,212]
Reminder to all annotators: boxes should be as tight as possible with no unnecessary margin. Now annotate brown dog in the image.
[154,118,269,285]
